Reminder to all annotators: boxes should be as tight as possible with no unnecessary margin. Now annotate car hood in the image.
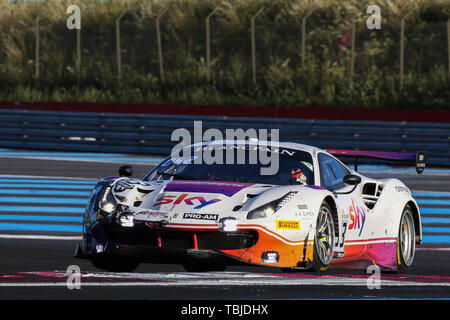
[108,178,285,222]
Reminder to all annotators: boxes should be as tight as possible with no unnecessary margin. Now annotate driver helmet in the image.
[291,168,307,185]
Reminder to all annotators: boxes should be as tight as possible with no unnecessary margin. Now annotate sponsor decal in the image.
[395,186,409,193]
[276,220,300,230]
[113,179,153,193]
[183,213,219,221]
[153,193,221,209]
[298,211,314,218]
[138,211,167,217]
[194,145,295,156]
[296,204,313,218]
[160,156,198,167]
[101,186,110,202]
[349,199,366,237]
[133,211,168,221]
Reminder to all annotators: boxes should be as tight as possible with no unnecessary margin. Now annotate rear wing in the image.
[324,149,426,174]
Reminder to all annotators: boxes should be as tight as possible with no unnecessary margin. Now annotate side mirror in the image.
[343,174,361,186]
[119,165,133,177]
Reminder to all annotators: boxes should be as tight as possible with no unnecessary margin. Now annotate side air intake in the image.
[361,183,384,210]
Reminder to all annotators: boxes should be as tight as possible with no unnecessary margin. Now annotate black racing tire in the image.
[91,256,140,272]
[311,202,335,272]
[396,205,416,274]
[182,262,227,272]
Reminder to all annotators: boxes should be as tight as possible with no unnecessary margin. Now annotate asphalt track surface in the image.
[0,153,450,300]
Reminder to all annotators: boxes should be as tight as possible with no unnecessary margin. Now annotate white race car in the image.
[75,141,426,273]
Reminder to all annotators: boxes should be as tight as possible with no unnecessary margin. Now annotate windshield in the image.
[144,145,315,186]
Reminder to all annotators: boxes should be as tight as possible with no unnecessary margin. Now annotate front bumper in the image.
[75,242,246,266]
[76,220,257,265]
[77,219,315,268]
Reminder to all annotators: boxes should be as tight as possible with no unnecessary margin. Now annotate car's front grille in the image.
[198,231,257,250]
[103,223,258,250]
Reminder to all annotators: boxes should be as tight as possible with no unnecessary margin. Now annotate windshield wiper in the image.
[156,171,197,180]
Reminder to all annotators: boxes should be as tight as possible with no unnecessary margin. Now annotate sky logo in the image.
[153,193,221,209]
[349,199,366,237]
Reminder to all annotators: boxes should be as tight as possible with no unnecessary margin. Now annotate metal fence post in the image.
[350,15,356,91]
[301,8,315,72]
[206,5,220,83]
[400,8,415,90]
[116,11,127,81]
[35,16,40,82]
[154,7,169,87]
[251,7,264,86]
[75,6,87,89]
[76,28,81,86]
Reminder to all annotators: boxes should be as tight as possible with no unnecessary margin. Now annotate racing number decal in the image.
[337,222,347,248]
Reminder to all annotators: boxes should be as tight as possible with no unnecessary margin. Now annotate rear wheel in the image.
[312,202,335,272]
[396,205,416,273]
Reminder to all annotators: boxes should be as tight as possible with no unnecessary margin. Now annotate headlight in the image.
[99,185,118,213]
[247,192,297,220]
[101,202,116,213]
[247,205,275,219]
[218,217,238,232]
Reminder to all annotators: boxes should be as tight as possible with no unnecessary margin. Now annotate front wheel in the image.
[312,202,335,272]
[396,205,416,273]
